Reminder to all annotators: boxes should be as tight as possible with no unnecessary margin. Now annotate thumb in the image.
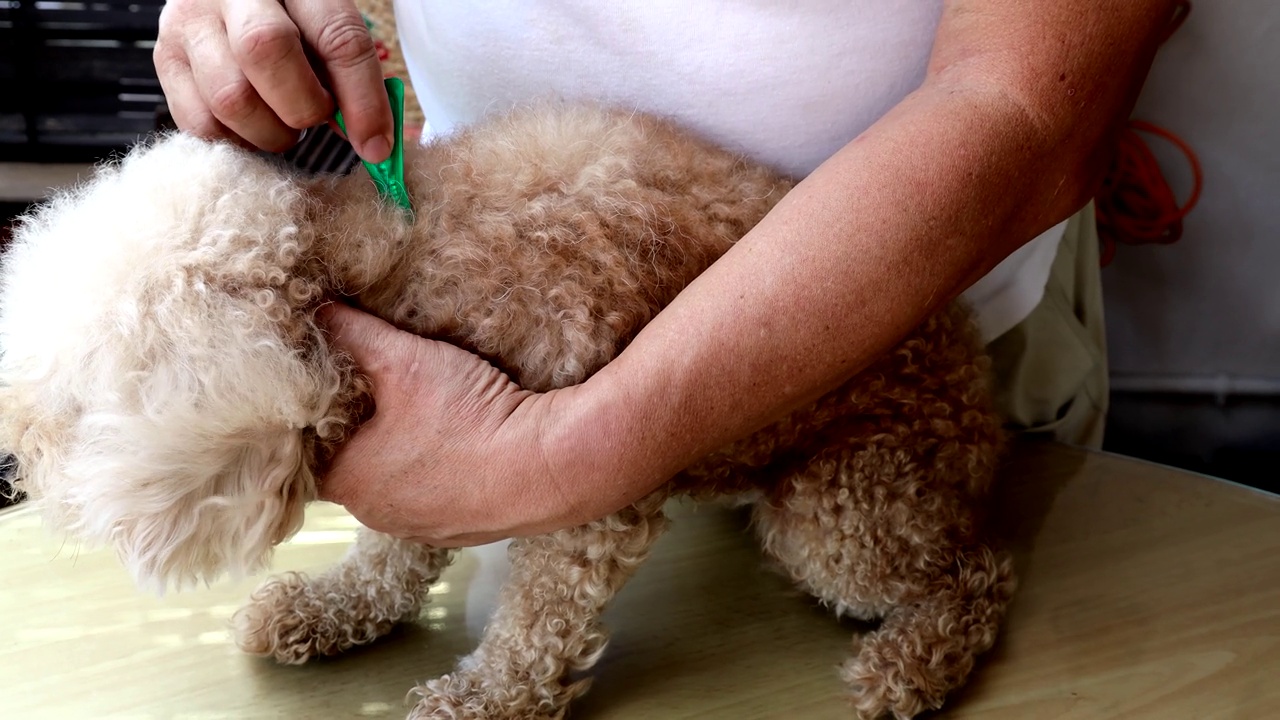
[316,302,409,387]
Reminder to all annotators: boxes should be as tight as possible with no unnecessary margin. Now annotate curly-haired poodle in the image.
[0,102,1014,719]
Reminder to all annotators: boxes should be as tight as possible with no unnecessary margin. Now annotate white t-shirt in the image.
[392,0,1065,343]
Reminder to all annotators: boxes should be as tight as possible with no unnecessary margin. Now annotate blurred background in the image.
[0,0,1276,509]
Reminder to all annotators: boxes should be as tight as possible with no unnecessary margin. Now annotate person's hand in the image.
[153,0,393,161]
[315,303,592,547]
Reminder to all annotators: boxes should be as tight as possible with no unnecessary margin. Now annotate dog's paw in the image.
[407,666,587,720]
[232,571,406,664]
[840,653,944,720]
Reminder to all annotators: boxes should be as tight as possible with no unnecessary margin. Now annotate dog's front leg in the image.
[233,528,453,663]
[410,493,669,720]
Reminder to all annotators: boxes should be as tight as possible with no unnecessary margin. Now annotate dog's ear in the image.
[0,131,343,593]
[108,425,316,593]
[0,398,316,591]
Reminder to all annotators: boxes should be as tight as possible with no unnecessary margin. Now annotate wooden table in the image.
[2,442,1277,719]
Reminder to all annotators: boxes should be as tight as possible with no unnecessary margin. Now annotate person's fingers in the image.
[184,17,300,152]
[223,0,334,131]
[312,305,400,505]
[285,0,394,162]
[405,532,496,549]
[154,35,240,143]
[153,0,389,157]
[316,302,421,397]
[315,403,383,502]
[154,4,246,143]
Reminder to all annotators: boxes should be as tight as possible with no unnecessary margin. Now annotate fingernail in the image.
[364,134,392,163]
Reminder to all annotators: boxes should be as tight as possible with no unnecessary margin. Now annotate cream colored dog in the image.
[0,102,1014,719]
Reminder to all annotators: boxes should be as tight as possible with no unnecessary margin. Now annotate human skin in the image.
[155,0,1178,546]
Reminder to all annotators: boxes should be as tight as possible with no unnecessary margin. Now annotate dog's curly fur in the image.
[0,102,1015,719]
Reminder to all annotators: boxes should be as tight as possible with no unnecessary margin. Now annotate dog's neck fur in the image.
[302,173,414,295]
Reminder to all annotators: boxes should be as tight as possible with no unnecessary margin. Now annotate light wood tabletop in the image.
[2,441,1277,719]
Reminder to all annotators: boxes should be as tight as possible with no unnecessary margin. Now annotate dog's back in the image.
[346,103,793,392]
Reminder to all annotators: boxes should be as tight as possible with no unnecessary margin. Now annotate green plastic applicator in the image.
[334,76,413,219]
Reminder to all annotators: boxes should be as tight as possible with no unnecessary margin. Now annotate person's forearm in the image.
[534,1,1175,520]
[545,83,1065,511]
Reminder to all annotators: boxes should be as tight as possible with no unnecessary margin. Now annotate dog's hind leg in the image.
[752,443,1015,720]
[835,544,1013,720]
[409,492,669,720]
[232,528,453,663]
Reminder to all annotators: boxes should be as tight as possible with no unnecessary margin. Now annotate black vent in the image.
[0,0,166,162]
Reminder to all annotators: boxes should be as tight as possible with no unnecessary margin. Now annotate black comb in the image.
[281,124,362,176]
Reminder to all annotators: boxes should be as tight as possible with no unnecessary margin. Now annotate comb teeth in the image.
[281,125,361,176]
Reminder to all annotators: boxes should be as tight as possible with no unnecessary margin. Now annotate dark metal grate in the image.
[0,0,167,162]
[282,124,361,175]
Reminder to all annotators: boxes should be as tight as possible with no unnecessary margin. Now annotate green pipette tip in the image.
[334,76,413,219]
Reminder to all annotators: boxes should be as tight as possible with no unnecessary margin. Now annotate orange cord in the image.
[1096,119,1203,266]
[1094,0,1201,267]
